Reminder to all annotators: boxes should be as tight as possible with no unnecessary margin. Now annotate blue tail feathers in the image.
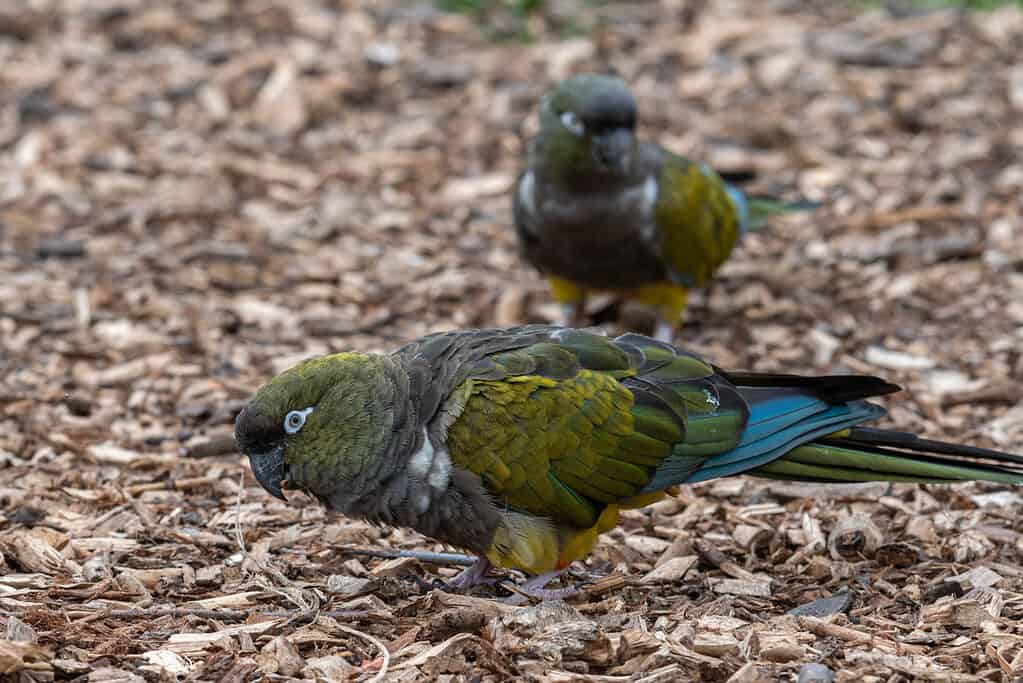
[640,386,886,492]
[725,183,820,233]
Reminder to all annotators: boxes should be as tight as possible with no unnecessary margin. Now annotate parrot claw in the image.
[443,557,498,591]
[407,573,503,595]
[410,557,501,594]
[499,569,580,605]
[414,560,583,603]
[501,585,580,605]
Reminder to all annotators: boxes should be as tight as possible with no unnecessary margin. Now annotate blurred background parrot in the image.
[513,73,812,341]
[235,326,1023,600]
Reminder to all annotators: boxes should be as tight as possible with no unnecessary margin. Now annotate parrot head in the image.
[536,73,638,181]
[234,353,396,502]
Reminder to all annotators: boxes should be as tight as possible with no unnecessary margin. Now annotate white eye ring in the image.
[560,111,584,136]
[284,407,313,435]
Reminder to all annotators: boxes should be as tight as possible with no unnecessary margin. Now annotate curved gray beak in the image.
[593,128,634,175]
[248,444,287,501]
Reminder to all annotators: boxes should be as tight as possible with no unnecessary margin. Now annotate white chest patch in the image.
[426,450,452,492]
[407,428,452,513]
[407,430,435,478]
[642,174,659,206]
[517,170,537,217]
[637,175,659,241]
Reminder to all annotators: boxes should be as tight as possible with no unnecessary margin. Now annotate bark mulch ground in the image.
[2,1,1023,680]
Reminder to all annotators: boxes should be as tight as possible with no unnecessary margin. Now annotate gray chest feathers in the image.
[343,427,451,521]
[331,426,503,554]
[518,172,665,288]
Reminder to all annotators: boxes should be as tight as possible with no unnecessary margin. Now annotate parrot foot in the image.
[501,570,579,605]
[407,557,500,594]
[445,557,496,591]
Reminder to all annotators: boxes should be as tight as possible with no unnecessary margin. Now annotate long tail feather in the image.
[746,197,820,231]
[716,370,901,404]
[752,429,1023,485]
[841,427,1023,467]
[726,183,820,233]
[614,331,1022,493]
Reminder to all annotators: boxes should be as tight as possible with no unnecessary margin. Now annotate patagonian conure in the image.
[235,326,1023,600]
[513,73,812,342]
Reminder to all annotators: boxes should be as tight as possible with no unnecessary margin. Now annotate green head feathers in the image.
[234,352,397,502]
[535,73,638,184]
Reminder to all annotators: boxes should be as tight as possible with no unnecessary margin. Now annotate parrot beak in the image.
[593,128,634,176]
[248,444,288,501]
[235,404,289,501]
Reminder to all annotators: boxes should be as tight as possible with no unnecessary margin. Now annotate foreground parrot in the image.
[235,326,1023,599]
[513,73,812,341]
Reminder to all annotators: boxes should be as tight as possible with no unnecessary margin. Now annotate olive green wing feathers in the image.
[394,326,1023,549]
[444,329,750,529]
[647,149,745,288]
[438,327,922,533]
[648,148,821,288]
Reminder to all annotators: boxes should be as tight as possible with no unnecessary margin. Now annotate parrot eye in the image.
[284,407,313,435]
[560,111,584,137]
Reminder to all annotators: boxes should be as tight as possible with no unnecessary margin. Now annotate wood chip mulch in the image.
[2,1,1023,680]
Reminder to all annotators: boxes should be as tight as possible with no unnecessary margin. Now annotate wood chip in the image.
[828,513,884,559]
[710,578,772,598]
[4,2,1023,680]
[640,555,697,584]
